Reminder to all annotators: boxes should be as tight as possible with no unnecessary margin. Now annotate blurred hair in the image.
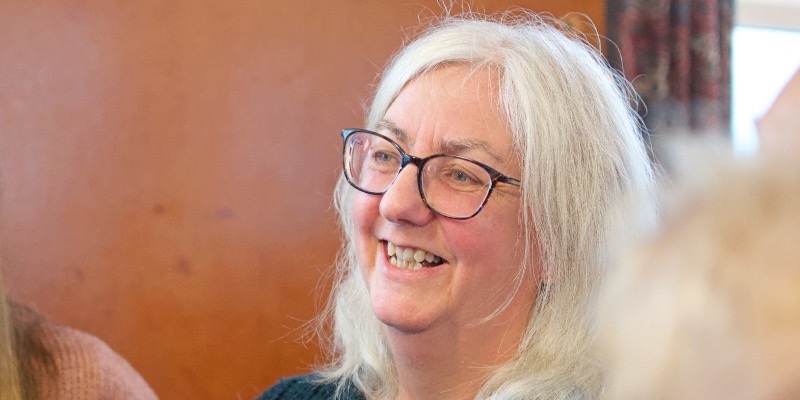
[597,147,800,400]
[0,269,23,400]
[0,269,55,400]
[321,11,654,399]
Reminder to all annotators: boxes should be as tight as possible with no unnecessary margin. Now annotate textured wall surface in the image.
[0,1,603,399]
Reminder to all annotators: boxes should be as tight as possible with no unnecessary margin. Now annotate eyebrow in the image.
[440,137,504,163]
[376,119,504,163]
[376,120,410,145]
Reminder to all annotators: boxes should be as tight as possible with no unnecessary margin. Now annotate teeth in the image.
[385,241,442,269]
[403,248,414,262]
[387,242,395,257]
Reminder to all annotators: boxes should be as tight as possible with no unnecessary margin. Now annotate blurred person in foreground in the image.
[258,10,654,400]
[0,268,158,399]
[596,146,800,400]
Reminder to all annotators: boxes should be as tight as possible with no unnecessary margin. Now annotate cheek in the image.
[352,192,382,257]
[352,192,381,230]
[445,209,525,276]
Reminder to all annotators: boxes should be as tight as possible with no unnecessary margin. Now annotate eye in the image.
[447,168,480,185]
[366,147,401,173]
[373,151,396,164]
[450,169,471,182]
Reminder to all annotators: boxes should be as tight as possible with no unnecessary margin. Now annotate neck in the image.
[387,307,530,400]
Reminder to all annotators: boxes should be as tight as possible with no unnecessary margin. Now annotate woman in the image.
[0,269,158,399]
[260,12,654,400]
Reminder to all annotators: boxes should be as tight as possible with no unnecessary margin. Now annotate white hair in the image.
[318,12,654,400]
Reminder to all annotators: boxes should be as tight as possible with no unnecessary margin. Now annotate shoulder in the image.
[48,325,159,399]
[256,373,363,400]
[11,301,158,400]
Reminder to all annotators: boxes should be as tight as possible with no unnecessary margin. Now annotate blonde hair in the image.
[597,149,800,400]
[0,271,23,400]
[0,270,55,400]
[320,12,654,399]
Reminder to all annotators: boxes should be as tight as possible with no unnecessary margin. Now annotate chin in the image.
[370,291,439,334]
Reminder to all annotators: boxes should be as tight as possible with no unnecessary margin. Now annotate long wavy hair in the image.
[318,11,654,400]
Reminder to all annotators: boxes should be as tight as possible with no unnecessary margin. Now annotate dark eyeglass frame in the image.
[341,128,521,220]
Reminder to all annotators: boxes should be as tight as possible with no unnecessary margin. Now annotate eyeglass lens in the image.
[344,130,494,218]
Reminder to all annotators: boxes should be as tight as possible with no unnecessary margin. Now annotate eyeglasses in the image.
[341,129,521,220]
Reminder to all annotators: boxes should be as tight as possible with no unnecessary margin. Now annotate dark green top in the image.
[256,374,364,400]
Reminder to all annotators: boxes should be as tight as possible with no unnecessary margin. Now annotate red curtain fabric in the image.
[607,0,734,136]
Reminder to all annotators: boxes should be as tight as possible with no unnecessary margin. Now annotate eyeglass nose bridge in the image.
[392,153,426,193]
[398,153,425,170]
[385,152,436,215]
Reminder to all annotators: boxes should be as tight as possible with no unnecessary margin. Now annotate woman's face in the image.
[352,65,536,335]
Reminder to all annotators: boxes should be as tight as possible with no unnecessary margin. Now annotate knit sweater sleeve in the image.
[43,324,159,400]
[12,302,158,400]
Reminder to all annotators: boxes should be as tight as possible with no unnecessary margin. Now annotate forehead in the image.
[379,65,514,162]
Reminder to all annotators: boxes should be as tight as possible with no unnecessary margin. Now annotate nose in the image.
[379,164,435,226]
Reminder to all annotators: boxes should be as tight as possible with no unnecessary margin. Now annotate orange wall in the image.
[0,1,603,399]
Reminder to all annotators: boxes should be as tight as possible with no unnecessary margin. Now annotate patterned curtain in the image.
[607,0,734,136]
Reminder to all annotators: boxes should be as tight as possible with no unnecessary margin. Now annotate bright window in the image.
[732,0,800,153]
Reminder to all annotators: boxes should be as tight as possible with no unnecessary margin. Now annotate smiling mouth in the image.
[384,241,445,270]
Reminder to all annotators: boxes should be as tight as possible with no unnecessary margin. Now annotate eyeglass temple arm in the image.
[499,176,521,187]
